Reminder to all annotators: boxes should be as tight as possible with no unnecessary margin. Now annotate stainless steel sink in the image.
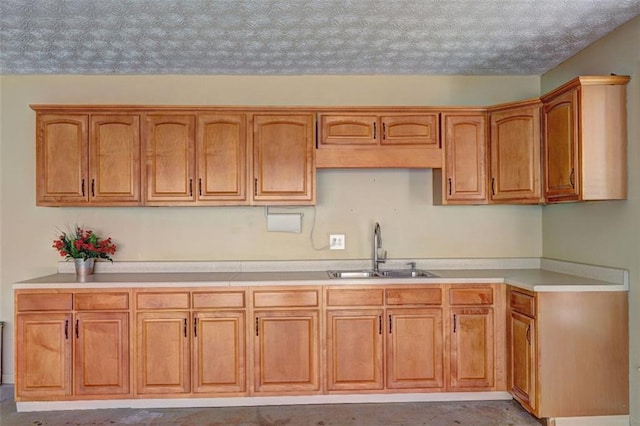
[327,269,439,279]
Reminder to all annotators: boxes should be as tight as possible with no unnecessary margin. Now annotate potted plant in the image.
[52,226,117,278]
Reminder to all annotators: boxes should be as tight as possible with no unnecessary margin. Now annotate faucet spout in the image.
[373,222,386,272]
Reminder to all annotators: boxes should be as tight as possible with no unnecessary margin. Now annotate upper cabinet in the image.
[316,111,442,168]
[488,100,543,204]
[541,76,630,203]
[36,113,141,206]
[434,112,488,205]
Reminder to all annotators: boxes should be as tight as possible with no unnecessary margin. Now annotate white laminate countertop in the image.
[14,258,629,292]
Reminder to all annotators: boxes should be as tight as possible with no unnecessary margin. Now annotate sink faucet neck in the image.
[373,222,386,272]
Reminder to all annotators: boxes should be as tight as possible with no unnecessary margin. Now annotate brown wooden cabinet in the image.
[489,101,542,204]
[434,113,488,204]
[252,287,321,393]
[252,114,315,204]
[507,288,536,412]
[36,114,141,206]
[15,291,130,400]
[541,76,629,202]
[447,286,495,390]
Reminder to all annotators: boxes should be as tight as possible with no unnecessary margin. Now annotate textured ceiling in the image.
[1,0,640,75]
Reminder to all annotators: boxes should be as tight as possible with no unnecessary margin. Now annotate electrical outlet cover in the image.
[329,234,345,250]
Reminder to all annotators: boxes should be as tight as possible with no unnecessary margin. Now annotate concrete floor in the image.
[0,385,542,425]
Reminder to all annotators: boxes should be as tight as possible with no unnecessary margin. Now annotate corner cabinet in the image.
[541,76,630,202]
[36,113,141,206]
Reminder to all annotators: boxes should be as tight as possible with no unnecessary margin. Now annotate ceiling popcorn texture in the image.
[1,0,639,75]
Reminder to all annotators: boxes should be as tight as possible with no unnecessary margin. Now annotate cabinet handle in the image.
[382,122,387,140]
[491,178,496,196]
[198,178,202,196]
[194,317,198,338]
[75,319,79,339]
[453,314,457,333]
[373,122,377,139]
[389,314,392,334]
[189,179,193,197]
[91,179,95,197]
[81,179,85,196]
[255,317,259,336]
[254,178,258,196]
[64,320,69,340]
[183,318,187,338]
[448,178,452,196]
[569,168,575,188]
[526,324,531,344]
[378,315,382,335]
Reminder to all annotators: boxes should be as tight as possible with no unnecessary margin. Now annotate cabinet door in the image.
[145,115,196,203]
[36,114,89,204]
[318,114,378,146]
[16,313,72,398]
[449,307,494,389]
[380,114,439,146]
[326,309,384,391]
[252,114,315,204]
[193,311,246,393]
[74,312,130,395]
[89,115,141,204]
[442,114,487,203]
[387,308,444,389]
[254,310,320,393]
[490,105,542,203]
[197,114,248,204]
[136,311,190,394]
[543,89,579,201]
[508,311,536,412]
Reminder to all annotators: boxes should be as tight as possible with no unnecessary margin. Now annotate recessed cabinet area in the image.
[32,75,630,207]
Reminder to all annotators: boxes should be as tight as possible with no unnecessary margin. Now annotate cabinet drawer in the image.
[16,293,73,311]
[386,287,442,305]
[75,292,129,310]
[193,290,245,309]
[449,287,494,305]
[326,288,384,306]
[136,292,190,310]
[509,289,535,317]
[253,288,320,308]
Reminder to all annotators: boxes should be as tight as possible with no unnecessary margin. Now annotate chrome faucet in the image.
[373,222,387,272]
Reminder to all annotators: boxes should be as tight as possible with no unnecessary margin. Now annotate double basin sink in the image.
[328,269,439,279]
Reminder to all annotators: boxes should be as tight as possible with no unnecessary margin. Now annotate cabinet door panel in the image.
[450,307,494,389]
[194,311,246,393]
[253,114,315,203]
[136,312,190,394]
[318,115,378,146]
[254,310,320,392]
[326,309,384,391]
[508,311,536,412]
[90,115,141,203]
[543,90,579,201]
[16,313,72,398]
[387,308,443,389]
[380,114,438,146]
[443,114,487,203]
[36,114,89,204]
[75,312,130,395]
[197,114,248,203]
[145,115,196,203]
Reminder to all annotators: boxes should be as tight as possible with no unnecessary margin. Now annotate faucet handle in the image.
[377,249,387,262]
[407,261,416,270]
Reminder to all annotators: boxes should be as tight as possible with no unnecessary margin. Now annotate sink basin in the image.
[327,269,439,279]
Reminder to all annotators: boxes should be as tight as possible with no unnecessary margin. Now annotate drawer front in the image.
[75,292,129,310]
[253,288,320,308]
[193,290,246,309]
[326,288,384,306]
[509,289,535,317]
[136,292,190,310]
[16,293,73,311]
[386,287,442,305]
[449,287,494,305]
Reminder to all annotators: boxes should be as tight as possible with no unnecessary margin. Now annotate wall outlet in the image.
[329,234,346,250]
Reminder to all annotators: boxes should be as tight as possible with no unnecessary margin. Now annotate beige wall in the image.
[541,15,640,425]
[0,74,542,382]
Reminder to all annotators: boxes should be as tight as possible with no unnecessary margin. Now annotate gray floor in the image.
[0,385,542,426]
